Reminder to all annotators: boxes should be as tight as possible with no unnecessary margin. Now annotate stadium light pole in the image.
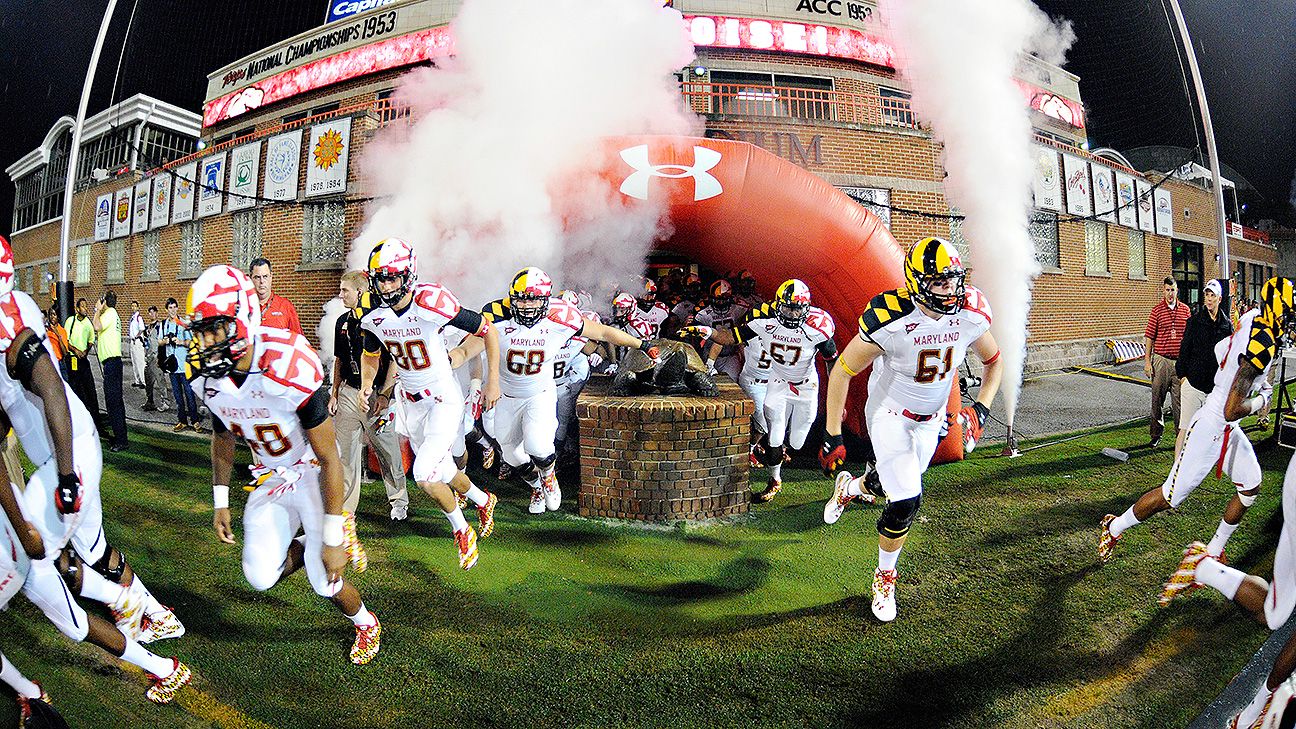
[58,0,118,323]
[1165,0,1229,275]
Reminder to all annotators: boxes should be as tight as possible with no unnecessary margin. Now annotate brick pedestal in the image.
[576,378,753,522]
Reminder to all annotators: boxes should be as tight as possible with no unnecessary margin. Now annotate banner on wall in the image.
[112,188,132,238]
[1115,172,1137,228]
[228,141,261,212]
[1031,146,1062,212]
[1092,165,1116,223]
[199,153,227,218]
[1062,153,1091,217]
[94,193,111,241]
[1136,179,1155,233]
[151,173,172,229]
[305,118,350,197]
[172,162,197,223]
[132,182,150,234]
[263,130,302,201]
[1154,188,1174,237]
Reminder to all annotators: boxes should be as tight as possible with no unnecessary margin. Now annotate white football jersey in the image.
[554,309,599,384]
[192,327,326,469]
[483,298,584,397]
[628,302,669,340]
[739,337,771,382]
[0,290,96,467]
[737,303,836,381]
[860,286,992,416]
[671,300,698,323]
[1203,308,1275,420]
[360,282,468,395]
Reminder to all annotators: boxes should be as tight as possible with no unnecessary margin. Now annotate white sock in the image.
[79,568,126,605]
[347,602,377,628]
[0,654,41,699]
[463,484,489,508]
[770,462,782,480]
[1236,681,1275,728]
[878,546,901,572]
[120,637,175,677]
[1194,556,1247,599]
[445,507,469,533]
[1109,507,1141,538]
[129,576,169,617]
[1207,520,1239,557]
[846,477,864,497]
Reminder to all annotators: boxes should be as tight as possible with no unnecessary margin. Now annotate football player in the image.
[735,270,762,310]
[678,280,837,502]
[1099,277,1294,565]
[189,265,381,665]
[691,279,747,381]
[628,279,670,341]
[669,275,705,330]
[0,238,182,643]
[359,238,502,570]
[482,268,659,513]
[818,237,1003,622]
[554,290,603,459]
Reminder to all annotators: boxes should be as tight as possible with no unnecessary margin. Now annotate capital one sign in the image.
[619,145,723,202]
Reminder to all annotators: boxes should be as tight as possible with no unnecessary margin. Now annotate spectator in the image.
[159,297,201,432]
[250,257,303,335]
[330,271,409,521]
[44,306,69,380]
[142,305,162,412]
[64,297,101,429]
[1144,276,1191,447]
[1174,279,1232,457]
[92,291,128,451]
[127,299,147,387]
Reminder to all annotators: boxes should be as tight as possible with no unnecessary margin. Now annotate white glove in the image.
[605,363,618,376]
[588,352,604,370]
[705,358,717,376]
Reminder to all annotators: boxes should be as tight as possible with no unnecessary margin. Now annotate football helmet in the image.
[774,279,812,329]
[905,237,965,315]
[0,235,14,295]
[367,238,418,308]
[709,280,734,311]
[683,275,703,301]
[611,292,636,325]
[186,265,261,379]
[1259,277,1296,343]
[639,279,658,309]
[736,270,757,296]
[510,267,553,327]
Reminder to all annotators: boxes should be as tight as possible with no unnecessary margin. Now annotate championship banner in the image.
[172,162,197,223]
[1062,153,1091,217]
[305,118,350,197]
[132,181,150,234]
[1115,172,1137,228]
[228,141,261,212]
[199,152,227,218]
[112,188,132,238]
[1136,179,1155,233]
[151,173,172,229]
[1154,187,1174,237]
[263,130,302,201]
[1031,146,1061,212]
[1092,165,1116,223]
[94,193,112,241]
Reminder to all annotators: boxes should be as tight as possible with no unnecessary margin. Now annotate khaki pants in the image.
[334,383,408,514]
[1178,379,1208,430]
[1150,353,1181,440]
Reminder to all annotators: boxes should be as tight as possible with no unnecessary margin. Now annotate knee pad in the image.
[531,453,556,471]
[764,444,784,468]
[877,494,923,539]
[55,550,84,591]
[1238,488,1259,507]
[91,546,126,584]
[454,451,468,471]
[515,461,538,483]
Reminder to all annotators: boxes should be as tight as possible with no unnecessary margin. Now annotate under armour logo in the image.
[619,145,723,202]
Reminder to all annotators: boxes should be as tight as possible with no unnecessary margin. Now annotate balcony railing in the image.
[678,82,919,129]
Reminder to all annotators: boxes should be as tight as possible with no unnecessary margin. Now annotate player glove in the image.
[467,379,484,421]
[56,471,82,514]
[958,401,991,453]
[819,433,845,476]
[639,340,660,360]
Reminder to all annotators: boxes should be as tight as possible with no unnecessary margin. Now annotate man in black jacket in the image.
[1174,278,1232,457]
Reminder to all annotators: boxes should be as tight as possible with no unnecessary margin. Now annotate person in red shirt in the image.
[1144,276,1191,447]
[250,257,303,336]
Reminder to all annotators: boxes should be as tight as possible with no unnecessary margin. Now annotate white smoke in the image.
[316,296,348,372]
[350,0,701,309]
[876,0,1074,425]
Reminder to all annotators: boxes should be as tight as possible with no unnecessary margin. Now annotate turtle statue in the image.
[611,339,718,397]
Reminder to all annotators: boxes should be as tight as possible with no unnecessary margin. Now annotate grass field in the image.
[0,419,1289,728]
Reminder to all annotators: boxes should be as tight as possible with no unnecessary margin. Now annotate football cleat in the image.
[15,683,58,728]
[750,442,766,469]
[480,441,496,470]
[498,461,512,481]
[871,568,898,622]
[455,491,468,510]
[1097,514,1120,563]
[749,447,762,469]
[542,472,562,511]
[455,526,479,570]
[111,581,147,640]
[824,470,875,525]
[529,486,545,514]
[342,512,368,573]
[390,503,408,521]
[138,607,186,644]
[145,660,192,705]
[755,477,782,503]
[350,616,382,665]
[1158,541,1208,608]
[478,491,498,538]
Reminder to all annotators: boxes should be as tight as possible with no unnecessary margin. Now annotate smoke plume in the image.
[876,0,1075,425]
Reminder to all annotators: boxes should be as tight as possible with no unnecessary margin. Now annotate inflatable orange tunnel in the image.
[597,135,965,464]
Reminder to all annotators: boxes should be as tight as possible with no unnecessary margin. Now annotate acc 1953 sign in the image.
[705,129,824,168]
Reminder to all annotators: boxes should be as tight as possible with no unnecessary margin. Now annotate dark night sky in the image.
[2,0,1293,237]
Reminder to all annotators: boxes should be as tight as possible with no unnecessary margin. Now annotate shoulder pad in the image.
[354,290,378,319]
[742,301,777,325]
[859,289,915,336]
[962,285,993,324]
[547,299,584,330]
[255,329,325,402]
[482,298,511,323]
[1244,320,1277,371]
[412,283,461,321]
[805,306,835,338]
[654,302,669,314]
[582,309,602,324]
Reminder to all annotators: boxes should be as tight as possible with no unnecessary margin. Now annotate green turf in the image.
[0,418,1290,728]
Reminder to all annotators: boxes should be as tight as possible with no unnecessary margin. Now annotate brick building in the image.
[5,0,1278,369]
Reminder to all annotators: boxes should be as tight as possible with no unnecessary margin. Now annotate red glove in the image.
[819,433,845,476]
[958,402,990,453]
[56,471,82,515]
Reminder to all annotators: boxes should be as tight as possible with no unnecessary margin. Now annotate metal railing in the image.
[678,82,920,129]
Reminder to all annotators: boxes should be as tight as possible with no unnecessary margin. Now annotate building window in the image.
[1029,210,1060,269]
[1250,262,1265,303]
[375,89,409,124]
[1084,220,1108,274]
[179,221,203,278]
[141,231,160,282]
[1172,240,1203,305]
[75,245,91,285]
[231,209,263,272]
[1128,230,1146,278]
[302,202,346,265]
[310,102,341,118]
[282,110,309,126]
[106,239,126,284]
[708,71,834,121]
[839,187,891,229]
[12,171,42,231]
[879,87,916,128]
[140,126,196,169]
[76,126,134,183]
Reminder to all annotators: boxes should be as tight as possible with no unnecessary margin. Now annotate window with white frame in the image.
[708,71,834,120]
[1084,220,1108,274]
[879,87,916,128]
[1127,230,1146,277]
[75,245,91,284]
[231,209,263,272]
[141,231,160,282]
[106,239,126,284]
[179,222,203,278]
[302,202,346,265]
[1029,210,1060,269]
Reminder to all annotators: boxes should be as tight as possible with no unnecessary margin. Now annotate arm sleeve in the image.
[1144,307,1159,341]
[288,304,304,336]
[210,413,227,434]
[333,317,349,361]
[296,386,331,430]
[816,337,838,359]
[733,322,759,345]
[449,308,485,335]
